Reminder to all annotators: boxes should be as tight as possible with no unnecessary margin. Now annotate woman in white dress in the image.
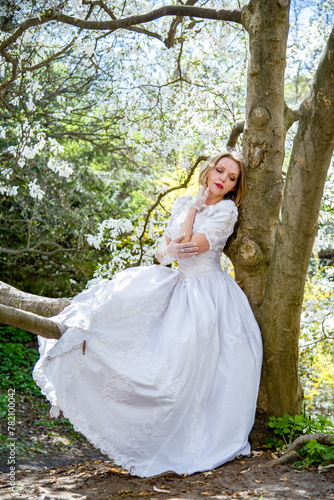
[33,151,263,478]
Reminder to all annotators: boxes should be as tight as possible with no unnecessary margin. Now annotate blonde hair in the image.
[198,151,245,207]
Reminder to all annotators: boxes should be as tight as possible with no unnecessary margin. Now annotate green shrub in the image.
[0,325,40,394]
[265,413,334,468]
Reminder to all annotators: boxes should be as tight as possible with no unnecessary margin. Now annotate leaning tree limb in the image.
[266,434,334,468]
[0,304,62,339]
[0,281,70,317]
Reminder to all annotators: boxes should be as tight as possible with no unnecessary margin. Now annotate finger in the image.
[173,233,186,243]
[180,245,198,252]
[180,247,198,254]
[180,252,198,259]
[181,242,198,248]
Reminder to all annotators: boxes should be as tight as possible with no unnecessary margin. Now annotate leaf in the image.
[153,486,171,493]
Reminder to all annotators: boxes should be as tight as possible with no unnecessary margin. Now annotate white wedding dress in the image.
[33,196,263,477]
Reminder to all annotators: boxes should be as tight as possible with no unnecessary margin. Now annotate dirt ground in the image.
[1,450,334,500]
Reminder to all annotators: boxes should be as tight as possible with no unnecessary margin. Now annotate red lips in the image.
[215,183,224,189]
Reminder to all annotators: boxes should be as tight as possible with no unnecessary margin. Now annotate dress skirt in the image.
[33,264,263,477]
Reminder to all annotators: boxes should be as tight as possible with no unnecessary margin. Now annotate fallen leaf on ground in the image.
[153,486,171,493]
[252,451,263,457]
[238,468,250,474]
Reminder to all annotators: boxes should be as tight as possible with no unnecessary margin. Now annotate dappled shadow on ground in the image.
[0,451,333,500]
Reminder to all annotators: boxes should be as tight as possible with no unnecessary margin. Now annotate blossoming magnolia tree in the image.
[0,0,333,420]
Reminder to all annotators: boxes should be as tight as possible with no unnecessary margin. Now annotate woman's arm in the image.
[179,208,210,254]
[179,207,197,242]
[178,187,210,252]
[156,234,199,264]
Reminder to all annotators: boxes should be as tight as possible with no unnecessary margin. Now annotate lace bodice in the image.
[164,196,238,277]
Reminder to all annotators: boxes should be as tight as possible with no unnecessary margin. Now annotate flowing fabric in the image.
[33,196,263,477]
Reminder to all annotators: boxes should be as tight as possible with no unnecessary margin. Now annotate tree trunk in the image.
[225,0,291,417]
[226,0,290,325]
[260,26,334,416]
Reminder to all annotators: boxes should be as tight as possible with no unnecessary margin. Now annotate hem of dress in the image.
[33,363,151,477]
[33,363,251,478]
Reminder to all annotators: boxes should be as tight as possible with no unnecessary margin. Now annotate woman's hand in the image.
[167,234,198,260]
[192,186,209,212]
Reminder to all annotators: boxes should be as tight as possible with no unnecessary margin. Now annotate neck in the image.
[205,194,224,206]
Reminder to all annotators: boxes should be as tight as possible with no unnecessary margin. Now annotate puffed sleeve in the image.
[192,200,238,251]
[164,196,193,240]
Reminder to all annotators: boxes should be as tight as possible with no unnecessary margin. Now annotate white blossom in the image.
[21,145,37,159]
[26,101,36,112]
[47,158,73,178]
[0,184,19,196]
[28,179,44,200]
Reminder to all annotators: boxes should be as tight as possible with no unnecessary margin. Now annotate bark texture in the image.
[0,281,69,339]
[0,303,61,339]
[226,0,289,325]
[260,27,334,416]
[0,281,70,317]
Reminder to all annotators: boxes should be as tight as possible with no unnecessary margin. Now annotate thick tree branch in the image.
[227,120,244,149]
[50,6,243,30]
[0,281,70,317]
[266,434,334,468]
[0,303,62,339]
[0,6,242,54]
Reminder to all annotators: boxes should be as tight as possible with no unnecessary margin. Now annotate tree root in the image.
[266,433,334,468]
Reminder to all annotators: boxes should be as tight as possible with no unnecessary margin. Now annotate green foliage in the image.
[0,325,40,394]
[265,413,334,468]
[293,438,334,468]
[0,325,92,461]
[300,259,334,417]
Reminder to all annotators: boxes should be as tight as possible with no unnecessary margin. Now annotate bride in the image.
[33,151,263,478]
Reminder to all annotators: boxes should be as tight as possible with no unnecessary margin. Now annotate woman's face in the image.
[206,156,240,200]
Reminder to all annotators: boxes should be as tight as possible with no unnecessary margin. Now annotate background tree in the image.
[0,0,333,421]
